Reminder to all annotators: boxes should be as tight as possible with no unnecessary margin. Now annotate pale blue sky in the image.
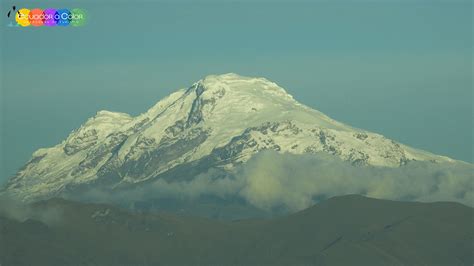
[0,0,472,183]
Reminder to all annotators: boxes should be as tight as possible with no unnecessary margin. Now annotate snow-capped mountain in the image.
[4,73,455,201]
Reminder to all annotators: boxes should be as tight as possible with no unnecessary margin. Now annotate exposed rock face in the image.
[4,73,455,201]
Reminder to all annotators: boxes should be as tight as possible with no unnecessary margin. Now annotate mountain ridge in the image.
[4,73,458,202]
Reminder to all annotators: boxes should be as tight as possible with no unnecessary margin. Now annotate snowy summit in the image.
[5,73,455,201]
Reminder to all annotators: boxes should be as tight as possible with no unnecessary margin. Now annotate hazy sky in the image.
[0,0,472,183]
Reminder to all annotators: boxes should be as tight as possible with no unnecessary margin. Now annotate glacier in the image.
[3,73,457,202]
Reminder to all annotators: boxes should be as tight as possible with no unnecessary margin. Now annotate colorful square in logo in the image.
[29,9,44,27]
[15,8,30,27]
[56,9,71,26]
[43,9,57,26]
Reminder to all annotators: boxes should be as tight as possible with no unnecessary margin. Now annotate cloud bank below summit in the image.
[73,151,474,212]
[239,152,473,210]
[0,195,63,225]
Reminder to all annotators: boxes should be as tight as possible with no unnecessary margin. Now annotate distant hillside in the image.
[1,195,472,266]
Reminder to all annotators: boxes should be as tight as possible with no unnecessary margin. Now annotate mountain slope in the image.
[0,195,472,266]
[4,73,455,201]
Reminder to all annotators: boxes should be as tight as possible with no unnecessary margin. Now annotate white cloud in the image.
[70,151,473,213]
[237,151,473,211]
